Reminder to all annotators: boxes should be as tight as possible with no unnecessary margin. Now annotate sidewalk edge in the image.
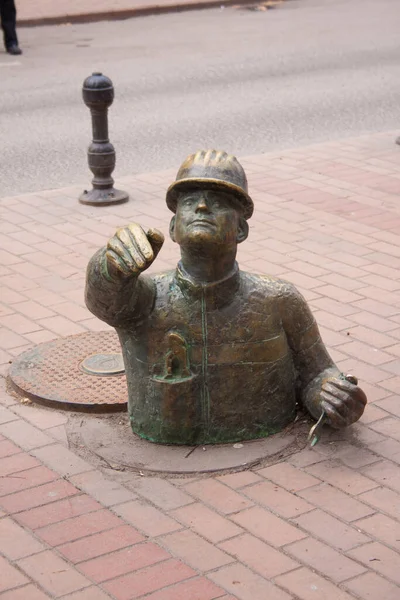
[18,0,258,28]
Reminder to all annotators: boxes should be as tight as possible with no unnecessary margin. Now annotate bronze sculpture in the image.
[85,150,367,444]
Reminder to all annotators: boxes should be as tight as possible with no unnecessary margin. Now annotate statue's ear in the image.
[237,217,249,244]
[169,216,176,242]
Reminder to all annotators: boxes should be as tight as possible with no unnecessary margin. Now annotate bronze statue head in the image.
[167,150,253,251]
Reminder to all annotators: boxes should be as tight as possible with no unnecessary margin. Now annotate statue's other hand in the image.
[320,374,367,429]
[105,223,165,279]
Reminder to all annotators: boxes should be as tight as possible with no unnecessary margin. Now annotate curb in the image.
[18,0,261,28]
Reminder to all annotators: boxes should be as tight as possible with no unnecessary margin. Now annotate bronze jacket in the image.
[86,249,335,444]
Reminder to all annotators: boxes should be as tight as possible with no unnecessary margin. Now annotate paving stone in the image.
[219,533,299,579]
[0,406,19,425]
[58,524,145,563]
[344,572,400,600]
[134,477,194,510]
[0,584,51,599]
[217,471,263,488]
[31,444,92,477]
[11,404,68,430]
[376,395,400,417]
[231,506,306,547]
[288,447,327,468]
[35,508,123,546]
[209,563,292,600]
[333,444,380,469]
[0,517,46,559]
[0,478,78,513]
[360,459,400,493]
[70,470,135,507]
[160,529,233,571]
[256,462,320,491]
[134,577,225,600]
[348,541,400,585]
[304,460,379,495]
[60,587,113,600]
[112,499,181,537]
[18,550,91,596]
[0,452,40,477]
[292,509,370,551]
[12,300,56,320]
[369,417,400,442]
[36,315,86,336]
[0,554,29,593]
[0,420,53,450]
[184,479,253,514]
[354,513,400,551]
[298,483,375,521]
[0,465,58,497]
[102,558,196,600]
[15,494,101,530]
[358,486,400,521]
[243,480,314,518]
[77,543,170,583]
[275,566,356,600]
[285,537,366,582]
[171,502,243,543]
[0,328,30,350]
[0,439,23,458]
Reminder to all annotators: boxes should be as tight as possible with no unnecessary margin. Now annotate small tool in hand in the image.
[307,373,358,447]
[308,411,327,447]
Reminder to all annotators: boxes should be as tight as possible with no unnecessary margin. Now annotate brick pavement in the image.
[1,130,400,598]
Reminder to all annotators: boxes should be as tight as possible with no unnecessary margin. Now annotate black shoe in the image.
[6,45,22,55]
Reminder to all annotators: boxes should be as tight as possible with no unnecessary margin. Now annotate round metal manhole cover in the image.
[9,332,127,412]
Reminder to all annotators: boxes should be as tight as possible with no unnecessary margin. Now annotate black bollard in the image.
[79,72,129,206]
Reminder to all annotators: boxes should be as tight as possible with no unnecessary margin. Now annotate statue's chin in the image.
[183,227,220,248]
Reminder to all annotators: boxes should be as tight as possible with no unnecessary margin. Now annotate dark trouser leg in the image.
[0,0,18,49]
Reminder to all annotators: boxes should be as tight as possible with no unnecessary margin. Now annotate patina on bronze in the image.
[85,150,367,444]
[79,73,129,207]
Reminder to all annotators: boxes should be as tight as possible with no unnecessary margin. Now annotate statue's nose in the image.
[195,196,210,213]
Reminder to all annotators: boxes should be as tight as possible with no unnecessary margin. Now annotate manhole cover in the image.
[9,332,127,412]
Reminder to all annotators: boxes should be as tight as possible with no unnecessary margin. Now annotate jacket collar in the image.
[175,261,240,309]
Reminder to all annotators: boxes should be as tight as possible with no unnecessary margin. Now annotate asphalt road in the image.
[1,0,400,197]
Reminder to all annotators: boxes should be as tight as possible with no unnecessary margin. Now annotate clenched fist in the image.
[320,374,367,428]
[105,223,164,279]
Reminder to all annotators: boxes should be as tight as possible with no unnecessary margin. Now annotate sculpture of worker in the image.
[85,150,367,444]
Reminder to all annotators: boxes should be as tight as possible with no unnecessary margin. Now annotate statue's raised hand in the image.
[105,223,164,279]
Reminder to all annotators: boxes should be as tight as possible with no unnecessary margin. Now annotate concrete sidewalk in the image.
[1,131,400,599]
[16,0,259,26]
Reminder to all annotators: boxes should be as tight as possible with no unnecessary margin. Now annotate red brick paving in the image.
[1,131,400,598]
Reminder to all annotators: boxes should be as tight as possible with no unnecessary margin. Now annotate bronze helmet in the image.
[166,150,254,219]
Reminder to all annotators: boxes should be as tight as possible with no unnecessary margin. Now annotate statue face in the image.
[171,190,245,248]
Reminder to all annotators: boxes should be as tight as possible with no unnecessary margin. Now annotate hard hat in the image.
[166,150,254,219]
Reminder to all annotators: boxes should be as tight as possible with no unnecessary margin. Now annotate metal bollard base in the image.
[79,187,129,206]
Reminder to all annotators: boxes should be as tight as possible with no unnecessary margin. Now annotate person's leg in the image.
[0,0,21,53]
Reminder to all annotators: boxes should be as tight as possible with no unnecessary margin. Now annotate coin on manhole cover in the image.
[81,353,125,376]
